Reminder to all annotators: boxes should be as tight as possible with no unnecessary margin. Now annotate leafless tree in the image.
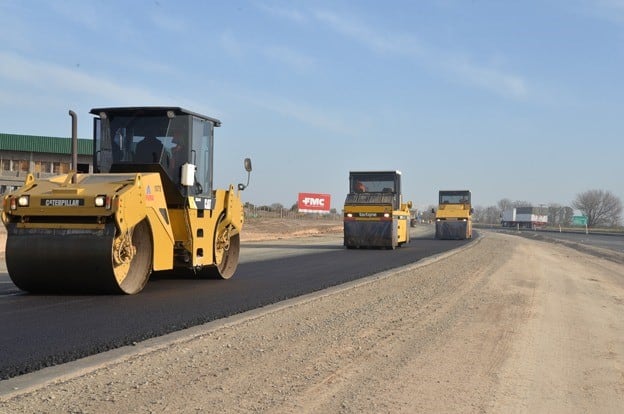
[472,206,485,223]
[497,198,531,212]
[270,202,285,212]
[547,203,573,226]
[484,206,502,224]
[512,200,532,208]
[473,205,501,224]
[497,198,513,212]
[572,189,622,227]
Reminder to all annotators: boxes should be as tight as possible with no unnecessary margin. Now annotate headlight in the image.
[383,213,390,218]
[95,195,112,209]
[17,195,29,207]
[346,213,353,218]
[436,218,440,222]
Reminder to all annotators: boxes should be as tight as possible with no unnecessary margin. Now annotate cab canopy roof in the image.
[349,170,402,176]
[89,106,221,127]
[439,190,471,195]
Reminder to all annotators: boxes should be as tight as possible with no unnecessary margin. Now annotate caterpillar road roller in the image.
[432,190,473,239]
[1,107,252,294]
[343,170,412,249]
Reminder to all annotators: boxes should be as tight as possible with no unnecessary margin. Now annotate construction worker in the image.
[355,180,367,193]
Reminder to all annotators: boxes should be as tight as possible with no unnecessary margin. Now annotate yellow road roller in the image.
[433,190,473,240]
[343,170,412,249]
[1,107,252,294]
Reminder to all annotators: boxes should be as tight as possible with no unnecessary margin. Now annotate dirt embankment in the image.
[2,230,624,413]
[241,217,343,242]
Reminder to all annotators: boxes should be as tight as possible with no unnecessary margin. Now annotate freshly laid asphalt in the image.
[0,230,471,380]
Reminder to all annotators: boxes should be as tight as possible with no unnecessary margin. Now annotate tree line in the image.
[243,189,622,228]
[465,189,622,228]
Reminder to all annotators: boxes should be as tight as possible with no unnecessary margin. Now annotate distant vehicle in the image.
[343,170,412,249]
[501,207,548,229]
[432,190,473,240]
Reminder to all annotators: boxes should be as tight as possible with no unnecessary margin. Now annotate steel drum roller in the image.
[5,221,152,294]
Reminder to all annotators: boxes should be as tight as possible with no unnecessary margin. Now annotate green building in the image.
[0,133,92,193]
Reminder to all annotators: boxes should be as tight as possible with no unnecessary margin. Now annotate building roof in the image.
[0,133,92,156]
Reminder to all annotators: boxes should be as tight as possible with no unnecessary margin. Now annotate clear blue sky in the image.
[1,0,622,211]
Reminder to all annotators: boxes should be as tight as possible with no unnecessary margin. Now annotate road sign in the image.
[572,215,588,226]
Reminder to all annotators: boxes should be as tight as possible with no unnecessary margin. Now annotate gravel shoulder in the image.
[1,226,624,413]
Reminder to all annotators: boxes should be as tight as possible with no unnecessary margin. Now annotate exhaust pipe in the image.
[69,110,78,183]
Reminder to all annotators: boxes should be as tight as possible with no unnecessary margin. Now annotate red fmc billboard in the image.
[297,192,331,213]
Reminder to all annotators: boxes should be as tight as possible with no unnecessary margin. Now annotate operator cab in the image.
[91,107,220,205]
[347,171,402,210]
[439,190,471,205]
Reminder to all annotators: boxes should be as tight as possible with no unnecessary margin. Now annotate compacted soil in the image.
[1,222,623,413]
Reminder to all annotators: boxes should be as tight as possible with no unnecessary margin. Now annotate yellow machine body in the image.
[434,190,472,240]
[1,107,250,294]
[343,171,412,249]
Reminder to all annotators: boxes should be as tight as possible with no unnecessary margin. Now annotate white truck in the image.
[501,207,548,229]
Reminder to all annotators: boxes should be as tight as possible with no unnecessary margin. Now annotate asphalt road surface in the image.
[0,228,471,380]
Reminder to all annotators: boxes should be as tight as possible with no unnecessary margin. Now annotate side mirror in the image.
[407,201,413,209]
[238,157,252,191]
[431,208,435,214]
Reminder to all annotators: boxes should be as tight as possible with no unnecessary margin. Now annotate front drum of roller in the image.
[5,221,153,294]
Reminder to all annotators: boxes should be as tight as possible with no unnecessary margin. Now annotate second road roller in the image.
[1,106,252,294]
[343,170,412,249]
